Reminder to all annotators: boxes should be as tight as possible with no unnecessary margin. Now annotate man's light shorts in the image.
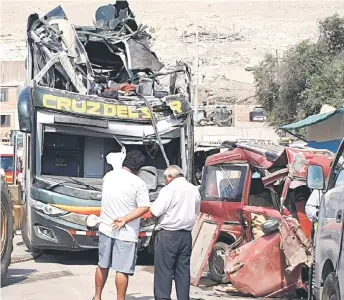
[98,233,138,275]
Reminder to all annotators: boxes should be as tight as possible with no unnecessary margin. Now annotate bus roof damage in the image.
[21,1,193,171]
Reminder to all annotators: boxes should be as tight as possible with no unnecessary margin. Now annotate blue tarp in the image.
[308,140,342,153]
[281,108,344,130]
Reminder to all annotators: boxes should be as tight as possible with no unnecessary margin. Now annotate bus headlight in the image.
[29,199,67,216]
[86,214,99,228]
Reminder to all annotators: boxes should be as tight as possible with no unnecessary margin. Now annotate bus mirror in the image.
[18,87,32,133]
[307,165,325,190]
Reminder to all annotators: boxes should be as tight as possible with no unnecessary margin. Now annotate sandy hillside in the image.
[1,0,343,104]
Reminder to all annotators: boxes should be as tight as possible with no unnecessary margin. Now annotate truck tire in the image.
[208,242,230,284]
[1,189,14,286]
[21,203,41,254]
[322,272,338,300]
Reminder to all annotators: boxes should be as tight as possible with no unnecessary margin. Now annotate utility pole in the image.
[194,22,199,116]
[180,22,231,115]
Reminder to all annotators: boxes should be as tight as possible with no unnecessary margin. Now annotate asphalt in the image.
[1,233,250,300]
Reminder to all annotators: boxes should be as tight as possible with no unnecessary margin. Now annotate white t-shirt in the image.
[99,168,150,242]
[151,177,201,231]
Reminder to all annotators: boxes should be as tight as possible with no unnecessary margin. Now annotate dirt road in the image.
[2,234,252,300]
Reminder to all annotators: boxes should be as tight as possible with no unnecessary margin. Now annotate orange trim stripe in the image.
[86,231,98,237]
[52,204,101,216]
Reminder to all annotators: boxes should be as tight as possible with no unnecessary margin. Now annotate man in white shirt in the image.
[151,165,201,300]
[94,150,150,300]
[305,189,321,223]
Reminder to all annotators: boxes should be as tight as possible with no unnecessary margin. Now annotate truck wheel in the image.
[21,203,41,254]
[1,191,14,286]
[208,242,230,284]
[322,272,338,300]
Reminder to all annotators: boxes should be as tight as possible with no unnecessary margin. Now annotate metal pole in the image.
[195,23,199,115]
[180,126,187,174]
[13,133,17,185]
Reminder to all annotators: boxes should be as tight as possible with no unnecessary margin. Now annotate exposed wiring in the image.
[145,143,159,159]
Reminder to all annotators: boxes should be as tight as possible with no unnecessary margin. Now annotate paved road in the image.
[1,234,247,300]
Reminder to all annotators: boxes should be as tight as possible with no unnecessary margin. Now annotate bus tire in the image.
[1,189,14,286]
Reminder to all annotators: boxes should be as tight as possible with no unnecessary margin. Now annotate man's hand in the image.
[112,217,127,230]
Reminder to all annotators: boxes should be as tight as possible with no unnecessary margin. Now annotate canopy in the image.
[281,107,344,130]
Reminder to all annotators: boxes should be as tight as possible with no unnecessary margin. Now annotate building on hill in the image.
[0,61,26,144]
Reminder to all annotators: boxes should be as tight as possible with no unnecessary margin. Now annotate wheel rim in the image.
[1,201,8,260]
[213,249,225,277]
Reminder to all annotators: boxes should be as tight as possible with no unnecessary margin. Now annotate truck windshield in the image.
[202,164,248,202]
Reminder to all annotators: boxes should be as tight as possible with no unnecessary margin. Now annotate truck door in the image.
[200,163,248,283]
[327,147,344,299]
[200,163,248,227]
[339,219,344,300]
[316,143,344,298]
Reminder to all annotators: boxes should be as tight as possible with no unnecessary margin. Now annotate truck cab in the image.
[200,142,334,286]
[307,138,344,300]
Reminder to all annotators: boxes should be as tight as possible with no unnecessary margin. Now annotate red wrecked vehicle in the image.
[197,142,334,297]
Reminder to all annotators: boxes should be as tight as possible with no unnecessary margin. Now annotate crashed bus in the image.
[193,142,334,297]
[17,3,194,252]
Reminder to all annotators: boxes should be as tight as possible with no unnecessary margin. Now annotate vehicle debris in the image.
[195,106,233,127]
[193,142,335,297]
[190,214,224,286]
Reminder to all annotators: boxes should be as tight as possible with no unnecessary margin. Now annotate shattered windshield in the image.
[202,164,248,202]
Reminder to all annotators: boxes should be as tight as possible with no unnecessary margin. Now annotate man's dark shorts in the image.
[98,233,138,275]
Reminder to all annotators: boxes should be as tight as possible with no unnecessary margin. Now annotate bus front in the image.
[17,5,193,252]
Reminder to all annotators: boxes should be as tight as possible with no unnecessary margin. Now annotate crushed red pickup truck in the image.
[192,142,334,297]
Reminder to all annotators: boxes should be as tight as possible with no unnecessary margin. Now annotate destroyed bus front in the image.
[17,4,194,251]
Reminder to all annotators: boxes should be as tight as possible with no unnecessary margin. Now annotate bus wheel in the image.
[1,191,14,286]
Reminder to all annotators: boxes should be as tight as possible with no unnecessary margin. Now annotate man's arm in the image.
[305,190,320,222]
[195,189,201,216]
[113,182,150,230]
[150,187,170,218]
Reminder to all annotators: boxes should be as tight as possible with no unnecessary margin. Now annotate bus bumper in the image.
[30,206,99,251]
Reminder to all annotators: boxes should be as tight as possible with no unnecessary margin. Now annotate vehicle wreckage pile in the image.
[190,143,335,298]
[23,2,337,299]
[27,1,191,103]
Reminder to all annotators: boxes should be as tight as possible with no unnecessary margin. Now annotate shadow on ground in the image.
[126,294,154,300]
[31,249,154,266]
[2,268,37,286]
